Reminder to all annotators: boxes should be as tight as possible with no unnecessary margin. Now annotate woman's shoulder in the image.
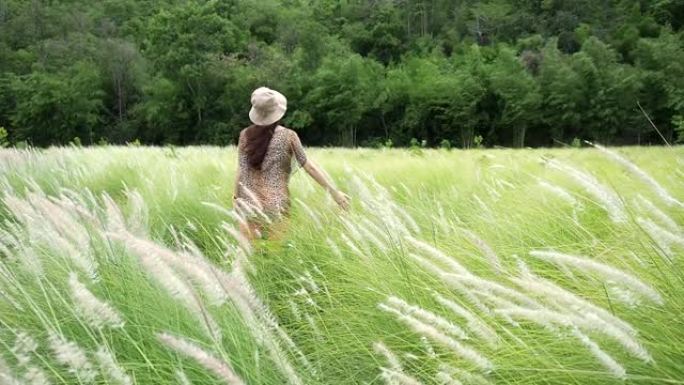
[277,125,300,138]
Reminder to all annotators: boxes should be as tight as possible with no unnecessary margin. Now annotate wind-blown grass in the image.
[0,145,682,384]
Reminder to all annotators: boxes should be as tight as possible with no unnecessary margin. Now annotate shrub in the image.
[0,126,9,148]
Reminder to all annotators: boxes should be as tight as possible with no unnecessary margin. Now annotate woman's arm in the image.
[303,160,350,210]
[290,130,349,210]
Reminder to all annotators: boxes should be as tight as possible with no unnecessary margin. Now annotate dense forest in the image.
[0,0,683,148]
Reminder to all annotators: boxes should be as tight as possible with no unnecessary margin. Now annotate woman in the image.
[233,87,350,239]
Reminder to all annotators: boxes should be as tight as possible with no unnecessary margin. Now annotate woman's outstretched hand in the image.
[332,190,351,211]
[302,160,350,211]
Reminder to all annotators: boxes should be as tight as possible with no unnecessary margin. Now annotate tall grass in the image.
[0,145,682,384]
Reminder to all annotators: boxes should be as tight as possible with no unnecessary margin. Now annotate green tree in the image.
[342,2,406,65]
[98,38,147,142]
[304,54,383,146]
[141,1,245,143]
[633,30,684,143]
[10,62,104,146]
[538,40,584,143]
[574,37,642,143]
[383,50,486,148]
[487,46,542,147]
[0,0,682,148]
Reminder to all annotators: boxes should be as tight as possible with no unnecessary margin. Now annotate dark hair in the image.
[243,122,278,169]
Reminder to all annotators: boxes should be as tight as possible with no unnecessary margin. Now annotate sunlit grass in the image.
[0,145,682,384]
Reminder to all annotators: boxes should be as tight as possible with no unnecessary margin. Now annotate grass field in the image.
[0,145,683,385]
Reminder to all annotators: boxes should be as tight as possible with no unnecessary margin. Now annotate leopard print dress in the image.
[235,125,308,219]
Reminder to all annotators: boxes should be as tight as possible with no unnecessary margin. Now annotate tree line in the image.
[0,0,683,148]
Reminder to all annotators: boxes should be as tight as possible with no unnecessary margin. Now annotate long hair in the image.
[243,122,278,169]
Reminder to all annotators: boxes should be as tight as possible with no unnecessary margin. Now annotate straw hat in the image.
[249,87,287,126]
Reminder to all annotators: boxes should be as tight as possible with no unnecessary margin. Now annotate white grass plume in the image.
[378,303,492,371]
[388,201,421,234]
[48,331,96,383]
[446,274,542,309]
[496,306,652,362]
[434,202,456,236]
[4,194,98,280]
[305,313,323,342]
[512,275,637,337]
[589,142,683,208]
[103,193,127,234]
[201,201,235,218]
[405,237,470,275]
[379,368,424,385]
[472,194,491,215]
[0,276,24,311]
[325,237,343,258]
[69,273,124,329]
[299,271,320,294]
[12,331,38,367]
[547,160,626,223]
[23,366,51,385]
[94,347,132,385]
[172,249,230,306]
[226,265,308,385]
[571,328,626,379]
[435,370,464,385]
[420,336,436,358]
[384,296,468,340]
[637,217,684,259]
[288,299,302,322]
[469,290,522,327]
[459,229,501,272]
[29,194,90,250]
[438,364,491,385]
[340,233,365,259]
[109,232,220,340]
[236,183,263,211]
[233,198,256,220]
[371,337,424,385]
[406,253,491,315]
[607,284,641,308]
[0,356,22,385]
[537,180,580,208]
[340,217,370,251]
[157,333,245,385]
[357,220,389,252]
[176,370,192,385]
[635,195,680,233]
[52,196,99,230]
[16,247,45,278]
[124,189,148,236]
[529,250,663,304]
[221,223,252,256]
[294,198,322,228]
[433,293,499,346]
[373,342,402,371]
[360,218,390,242]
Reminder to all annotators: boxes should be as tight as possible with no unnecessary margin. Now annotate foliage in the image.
[439,138,451,150]
[0,127,8,147]
[0,145,682,384]
[0,0,682,147]
[9,62,104,146]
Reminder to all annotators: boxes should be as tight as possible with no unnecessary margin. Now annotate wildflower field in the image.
[0,145,682,385]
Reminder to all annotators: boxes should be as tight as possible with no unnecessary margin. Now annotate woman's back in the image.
[233,86,349,240]
[236,125,307,215]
